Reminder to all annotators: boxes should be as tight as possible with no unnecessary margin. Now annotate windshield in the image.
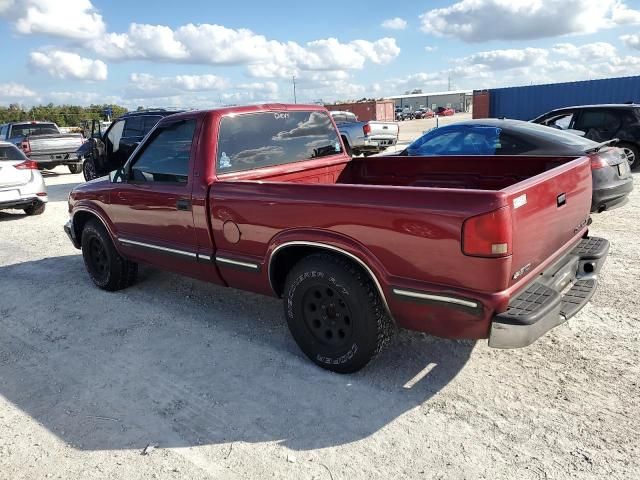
[11,123,59,137]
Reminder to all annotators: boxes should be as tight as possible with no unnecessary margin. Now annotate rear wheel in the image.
[619,142,639,171]
[68,163,82,174]
[81,219,138,291]
[23,202,45,216]
[283,253,394,373]
[83,158,98,181]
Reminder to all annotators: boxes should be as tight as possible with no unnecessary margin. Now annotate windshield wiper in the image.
[584,138,619,153]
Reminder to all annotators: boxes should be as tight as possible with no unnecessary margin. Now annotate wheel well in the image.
[72,211,104,242]
[269,244,383,302]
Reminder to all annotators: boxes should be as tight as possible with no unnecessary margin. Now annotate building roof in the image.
[386,90,472,100]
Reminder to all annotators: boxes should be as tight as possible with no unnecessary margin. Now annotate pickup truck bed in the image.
[65,104,607,373]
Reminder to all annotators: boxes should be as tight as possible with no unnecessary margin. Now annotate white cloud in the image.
[90,22,400,77]
[29,50,107,81]
[0,82,37,100]
[462,47,549,69]
[0,0,105,40]
[381,17,407,30]
[424,46,438,52]
[126,73,228,98]
[621,34,640,50]
[552,42,617,60]
[420,0,640,42]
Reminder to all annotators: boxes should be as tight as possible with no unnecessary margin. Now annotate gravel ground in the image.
[0,155,638,479]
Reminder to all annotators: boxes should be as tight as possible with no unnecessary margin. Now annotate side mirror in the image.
[109,168,126,183]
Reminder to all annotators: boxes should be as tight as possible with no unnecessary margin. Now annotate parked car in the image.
[330,110,399,156]
[532,104,640,171]
[0,121,84,173]
[0,142,47,215]
[436,107,455,116]
[414,108,435,119]
[81,109,184,181]
[395,107,414,121]
[65,104,608,373]
[399,119,633,213]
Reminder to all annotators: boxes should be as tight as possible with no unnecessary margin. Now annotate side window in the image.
[130,119,196,184]
[123,116,144,138]
[496,133,534,154]
[545,113,573,130]
[106,120,125,153]
[0,125,7,138]
[574,110,621,132]
[345,113,357,122]
[217,111,342,173]
[142,116,162,134]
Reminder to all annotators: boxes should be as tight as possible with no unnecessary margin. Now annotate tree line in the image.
[0,103,129,127]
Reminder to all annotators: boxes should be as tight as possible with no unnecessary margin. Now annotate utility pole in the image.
[448,73,452,91]
[292,75,297,104]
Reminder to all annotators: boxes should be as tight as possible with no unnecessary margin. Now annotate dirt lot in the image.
[0,151,638,479]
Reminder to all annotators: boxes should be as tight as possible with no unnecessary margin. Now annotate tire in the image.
[283,253,394,373]
[23,202,45,216]
[341,136,352,157]
[68,163,82,174]
[83,158,98,181]
[618,142,640,171]
[81,219,138,291]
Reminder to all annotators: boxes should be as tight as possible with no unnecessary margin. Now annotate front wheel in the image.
[283,253,394,373]
[619,142,639,171]
[83,158,98,181]
[81,219,138,291]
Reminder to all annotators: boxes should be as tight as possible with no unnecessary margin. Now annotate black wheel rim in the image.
[302,284,354,348]
[88,236,109,282]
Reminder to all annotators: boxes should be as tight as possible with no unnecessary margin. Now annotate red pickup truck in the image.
[65,104,609,373]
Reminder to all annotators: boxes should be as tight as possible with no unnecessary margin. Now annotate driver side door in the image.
[108,118,199,275]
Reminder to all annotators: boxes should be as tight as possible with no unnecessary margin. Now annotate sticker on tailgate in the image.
[513,194,527,209]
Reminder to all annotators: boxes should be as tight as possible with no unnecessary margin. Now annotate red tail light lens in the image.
[20,139,31,154]
[589,154,609,170]
[363,124,371,136]
[14,160,39,170]
[462,206,512,257]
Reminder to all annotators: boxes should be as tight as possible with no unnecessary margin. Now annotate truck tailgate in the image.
[27,134,84,154]
[368,121,399,138]
[503,156,592,289]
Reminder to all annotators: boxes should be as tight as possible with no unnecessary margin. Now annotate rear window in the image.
[10,123,58,137]
[0,145,27,161]
[217,111,342,173]
[514,122,598,148]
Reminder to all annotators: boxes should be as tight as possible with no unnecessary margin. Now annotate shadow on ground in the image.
[0,255,474,452]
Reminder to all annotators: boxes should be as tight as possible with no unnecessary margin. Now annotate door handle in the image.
[176,199,191,211]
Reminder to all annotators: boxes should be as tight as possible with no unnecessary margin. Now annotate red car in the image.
[65,104,608,373]
[436,106,455,116]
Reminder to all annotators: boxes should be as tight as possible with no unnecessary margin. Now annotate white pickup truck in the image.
[330,111,399,157]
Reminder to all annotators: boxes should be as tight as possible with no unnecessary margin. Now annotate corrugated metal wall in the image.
[472,90,490,119]
[325,101,395,121]
[488,75,640,120]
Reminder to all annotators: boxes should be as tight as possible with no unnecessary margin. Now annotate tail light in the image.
[462,206,512,257]
[20,139,31,155]
[589,154,609,170]
[14,160,39,170]
[363,124,371,136]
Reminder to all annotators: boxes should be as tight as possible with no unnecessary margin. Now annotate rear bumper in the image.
[591,177,633,212]
[489,236,609,349]
[0,196,46,210]
[29,153,81,165]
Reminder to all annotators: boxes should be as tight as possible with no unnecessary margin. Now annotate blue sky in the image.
[0,0,640,108]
